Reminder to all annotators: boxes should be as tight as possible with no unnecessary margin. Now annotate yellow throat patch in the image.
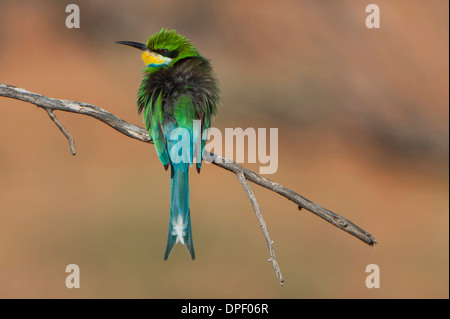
[141,51,171,67]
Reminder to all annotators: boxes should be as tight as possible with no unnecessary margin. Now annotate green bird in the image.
[116,28,219,260]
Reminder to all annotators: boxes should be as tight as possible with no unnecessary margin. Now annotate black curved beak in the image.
[115,41,148,51]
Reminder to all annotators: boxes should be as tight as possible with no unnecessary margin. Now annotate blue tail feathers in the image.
[164,165,195,260]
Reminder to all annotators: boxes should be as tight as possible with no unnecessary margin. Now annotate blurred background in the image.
[0,0,448,298]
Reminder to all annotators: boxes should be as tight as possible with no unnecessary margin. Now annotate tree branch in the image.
[211,153,378,248]
[0,83,377,285]
[0,84,151,143]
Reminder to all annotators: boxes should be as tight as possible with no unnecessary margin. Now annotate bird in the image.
[116,28,219,260]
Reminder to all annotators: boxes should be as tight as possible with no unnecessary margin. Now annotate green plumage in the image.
[117,28,219,260]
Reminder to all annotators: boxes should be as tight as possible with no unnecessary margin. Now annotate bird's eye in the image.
[160,49,169,55]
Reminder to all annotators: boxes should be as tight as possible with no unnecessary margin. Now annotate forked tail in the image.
[164,166,195,260]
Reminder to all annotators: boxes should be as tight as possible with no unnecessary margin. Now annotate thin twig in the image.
[45,108,76,155]
[236,171,284,286]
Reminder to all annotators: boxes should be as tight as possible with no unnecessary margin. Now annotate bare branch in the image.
[236,171,284,286]
[0,84,150,143]
[209,153,378,247]
[1,83,378,283]
[45,108,76,155]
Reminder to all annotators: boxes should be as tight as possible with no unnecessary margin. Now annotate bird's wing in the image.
[144,91,170,168]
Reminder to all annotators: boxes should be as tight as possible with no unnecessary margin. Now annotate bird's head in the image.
[116,28,200,69]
